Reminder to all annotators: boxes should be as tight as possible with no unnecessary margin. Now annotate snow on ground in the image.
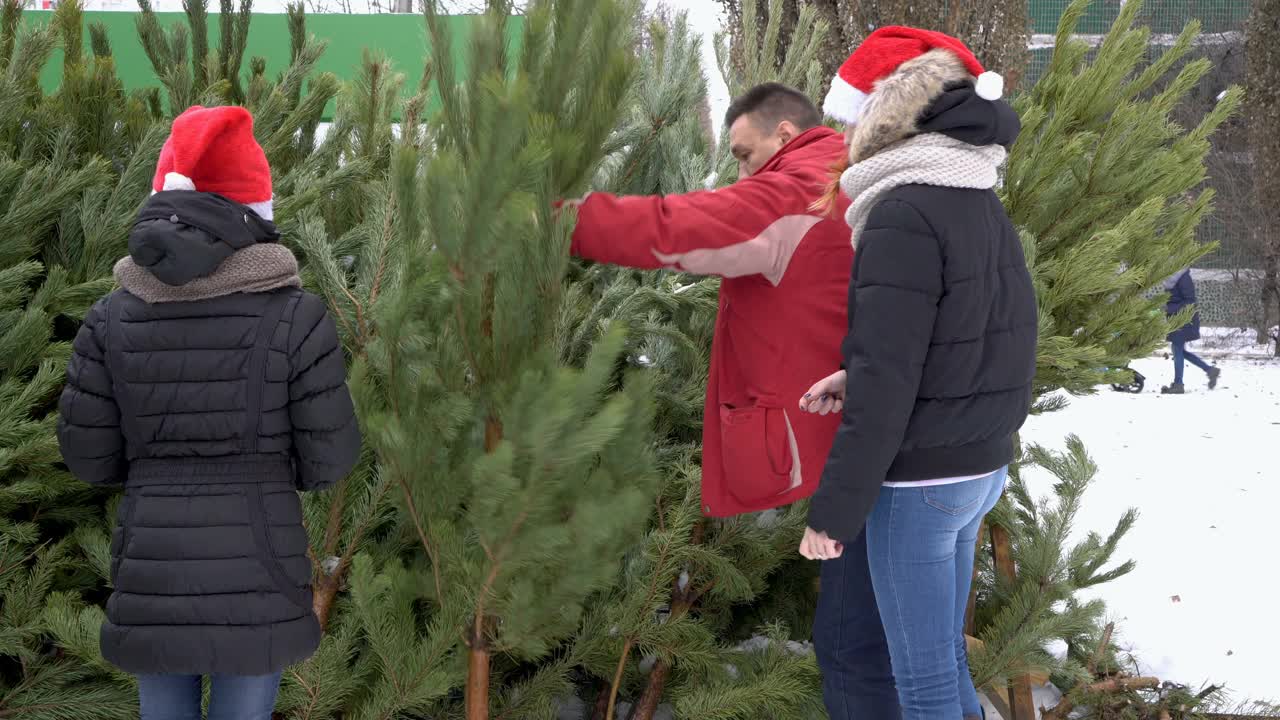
[1019,333,1278,705]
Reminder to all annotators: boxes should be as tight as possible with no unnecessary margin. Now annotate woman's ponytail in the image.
[811,154,850,216]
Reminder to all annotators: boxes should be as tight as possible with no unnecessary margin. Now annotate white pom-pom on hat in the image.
[975,71,1004,101]
[162,172,197,192]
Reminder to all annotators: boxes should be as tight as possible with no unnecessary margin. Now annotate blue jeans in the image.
[1171,340,1211,384]
[136,672,283,720]
[814,468,1007,720]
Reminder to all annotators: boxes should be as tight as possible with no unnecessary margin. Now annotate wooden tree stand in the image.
[963,522,1039,720]
[965,635,1048,720]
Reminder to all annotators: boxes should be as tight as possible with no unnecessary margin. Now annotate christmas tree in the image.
[277,2,669,719]
[551,8,834,720]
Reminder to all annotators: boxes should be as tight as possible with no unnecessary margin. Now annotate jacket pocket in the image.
[110,491,139,585]
[243,485,314,611]
[720,404,796,505]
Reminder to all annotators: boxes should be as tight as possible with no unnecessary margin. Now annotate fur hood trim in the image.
[848,49,972,164]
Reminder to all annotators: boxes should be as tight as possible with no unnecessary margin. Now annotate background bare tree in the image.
[715,0,1030,92]
[1246,0,1280,352]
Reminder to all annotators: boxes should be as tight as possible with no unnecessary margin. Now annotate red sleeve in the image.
[569,174,820,281]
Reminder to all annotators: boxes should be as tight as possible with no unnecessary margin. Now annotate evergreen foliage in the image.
[1005,0,1241,407]
[0,1,381,716]
[601,13,712,197]
[969,0,1241,703]
[970,438,1136,691]
[555,10,834,719]
[714,0,1030,94]
[714,0,829,101]
[283,2,672,718]
[711,0,829,187]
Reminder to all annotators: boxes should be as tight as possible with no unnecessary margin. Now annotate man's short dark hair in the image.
[724,82,822,133]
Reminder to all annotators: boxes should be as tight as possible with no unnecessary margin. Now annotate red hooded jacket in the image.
[571,127,853,516]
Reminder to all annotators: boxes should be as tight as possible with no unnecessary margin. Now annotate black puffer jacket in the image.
[809,85,1038,542]
[57,192,361,675]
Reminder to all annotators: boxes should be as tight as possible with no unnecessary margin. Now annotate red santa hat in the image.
[152,105,274,221]
[822,26,1004,126]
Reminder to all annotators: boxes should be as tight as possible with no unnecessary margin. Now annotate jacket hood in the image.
[1163,268,1190,290]
[917,84,1020,149]
[848,48,1020,163]
[129,191,279,286]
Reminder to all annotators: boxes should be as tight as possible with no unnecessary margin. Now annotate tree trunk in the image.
[1263,258,1280,356]
[312,576,339,630]
[624,522,705,720]
[625,660,669,720]
[990,523,1037,720]
[1041,676,1160,720]
[466,633,491,720]
[590,680,612,720]
[1248,0,1280,357]
[466,414,503,720]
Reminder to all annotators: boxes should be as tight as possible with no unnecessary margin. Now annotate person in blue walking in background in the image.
[1162,268,1221,394]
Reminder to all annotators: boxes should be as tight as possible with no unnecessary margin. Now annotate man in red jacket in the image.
[569,83,853,516]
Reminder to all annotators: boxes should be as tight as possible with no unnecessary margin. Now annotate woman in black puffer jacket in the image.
[797,29,1037,720]
[57,106,361,720]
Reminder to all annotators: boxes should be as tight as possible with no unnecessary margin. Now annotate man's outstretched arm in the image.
[569,177,820,284]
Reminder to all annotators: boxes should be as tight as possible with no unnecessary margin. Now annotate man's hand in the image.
[559,193,590,210]
[799,527,843,561]
[798,369,847,416]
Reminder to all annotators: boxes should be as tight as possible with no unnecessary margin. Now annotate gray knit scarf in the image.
[114,243,301,303]
[840,133,1007,245]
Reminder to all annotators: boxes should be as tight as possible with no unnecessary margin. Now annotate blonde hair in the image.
[811,153,850,216]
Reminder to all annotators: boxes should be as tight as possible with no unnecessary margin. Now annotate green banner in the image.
[22,10,523,119]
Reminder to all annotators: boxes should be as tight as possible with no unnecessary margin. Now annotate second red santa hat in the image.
[152,105,275,220]
[822,26,1004,126]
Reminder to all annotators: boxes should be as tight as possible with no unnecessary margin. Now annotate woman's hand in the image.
[799,527,843,561]
[799,370,847,416]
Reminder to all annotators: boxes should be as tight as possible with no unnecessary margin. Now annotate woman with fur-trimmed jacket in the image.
[796,29,1038,720]
[57,106,360,720]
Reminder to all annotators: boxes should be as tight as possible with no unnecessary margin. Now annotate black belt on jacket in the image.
[126,453,294,486]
